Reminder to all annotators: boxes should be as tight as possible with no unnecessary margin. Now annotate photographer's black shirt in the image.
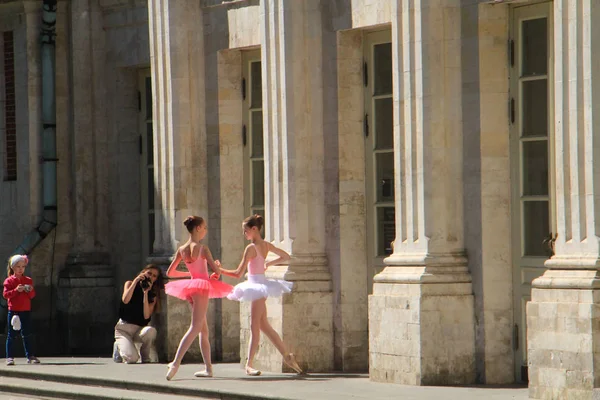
[119,284,155,327]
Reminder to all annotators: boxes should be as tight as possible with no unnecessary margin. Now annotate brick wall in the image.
[3,30,15,181]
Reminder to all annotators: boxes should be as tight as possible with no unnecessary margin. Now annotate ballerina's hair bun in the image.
[183,215,204,233]
[243,214,264,231]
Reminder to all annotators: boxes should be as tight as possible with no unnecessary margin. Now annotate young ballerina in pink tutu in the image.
[218,214,303,376]
[164,216,233,380]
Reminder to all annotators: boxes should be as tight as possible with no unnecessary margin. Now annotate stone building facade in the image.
[1,0,599,398]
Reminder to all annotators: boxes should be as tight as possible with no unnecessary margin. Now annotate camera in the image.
[23,285,32,292]
[139,276,151,290]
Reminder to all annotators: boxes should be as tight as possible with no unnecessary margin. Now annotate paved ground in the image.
[0,358,529,400]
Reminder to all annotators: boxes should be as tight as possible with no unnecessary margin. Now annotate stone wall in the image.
[464,2,514,384]
[0,0,154,357]
[335,28,368,372]
[528,280,599,399]
[0,0,73,356]
[56,0,154,356]
[102,0,150,302]
[8,0,596,388]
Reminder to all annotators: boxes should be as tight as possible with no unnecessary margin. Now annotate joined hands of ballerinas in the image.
[210,260,222,280]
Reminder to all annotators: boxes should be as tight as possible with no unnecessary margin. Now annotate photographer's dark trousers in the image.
[6,311,34,359]
[114,319,158,363]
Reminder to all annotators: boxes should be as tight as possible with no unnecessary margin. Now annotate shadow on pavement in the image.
[29,362,107,366]
[168,373,364,383]
[459,384,528,389]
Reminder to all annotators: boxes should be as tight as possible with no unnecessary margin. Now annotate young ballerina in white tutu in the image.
[218,214,303,376]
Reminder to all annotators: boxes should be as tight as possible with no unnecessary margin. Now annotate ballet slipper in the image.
[166,362,179,381]
[284,353,303,374]
[245,366,261,376]
[194,369,213,378]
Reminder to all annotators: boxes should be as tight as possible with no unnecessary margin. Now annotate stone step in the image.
[0,375,210,400]
[0,369,285,400]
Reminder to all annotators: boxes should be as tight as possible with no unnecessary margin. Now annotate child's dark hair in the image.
[183,216,204,233]
[243,214,264,231]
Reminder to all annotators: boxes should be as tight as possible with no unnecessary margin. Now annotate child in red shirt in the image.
[3,255,40,365]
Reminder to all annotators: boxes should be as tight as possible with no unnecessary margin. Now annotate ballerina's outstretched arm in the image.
[219,245,253,279]
[202,245,223,277]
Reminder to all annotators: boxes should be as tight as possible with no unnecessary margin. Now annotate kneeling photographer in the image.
[113,264,164,364]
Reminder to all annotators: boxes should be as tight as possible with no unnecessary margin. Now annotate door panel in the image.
[510,2,554,383]
[364,30,394,293]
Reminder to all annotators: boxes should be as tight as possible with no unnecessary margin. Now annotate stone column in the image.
[369,0,475,385]
[149,0,207,254]
[57,0,114,355]
[217,49,244,362]
[246,0,333,372]
[527,1,600,398]
[147,0,210,362]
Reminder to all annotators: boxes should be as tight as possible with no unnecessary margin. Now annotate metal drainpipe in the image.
[12,0,57,255]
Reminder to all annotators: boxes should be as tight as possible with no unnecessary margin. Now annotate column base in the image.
[57,252,114,355]
[527,270,600,399]
[369,263,476,385]
[241,264,334,372]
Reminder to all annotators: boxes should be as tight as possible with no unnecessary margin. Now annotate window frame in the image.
[242,50,265,219]
[364,29,395,274]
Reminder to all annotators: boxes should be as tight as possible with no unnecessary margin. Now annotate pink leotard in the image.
[183,251,209,279]
[247,244,266,275]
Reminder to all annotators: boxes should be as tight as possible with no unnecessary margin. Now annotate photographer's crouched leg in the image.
[114,319,141,364]
[138,326,159,363]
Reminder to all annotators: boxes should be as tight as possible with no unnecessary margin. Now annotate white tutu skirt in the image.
[227,274,293,302]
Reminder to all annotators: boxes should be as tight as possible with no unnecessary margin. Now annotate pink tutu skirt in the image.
[227,274,293,302]
[165,277,233,302]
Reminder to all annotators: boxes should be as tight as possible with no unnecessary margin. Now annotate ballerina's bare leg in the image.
[245,297,303,375]
[259,299,303,373]
[245,298,266,374]
[193,317,212,377]
[166,293,210,380]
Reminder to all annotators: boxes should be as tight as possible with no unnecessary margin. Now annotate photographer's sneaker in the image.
[6,358,14,366]
[27,357,40,364]
[113,342,123,363]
